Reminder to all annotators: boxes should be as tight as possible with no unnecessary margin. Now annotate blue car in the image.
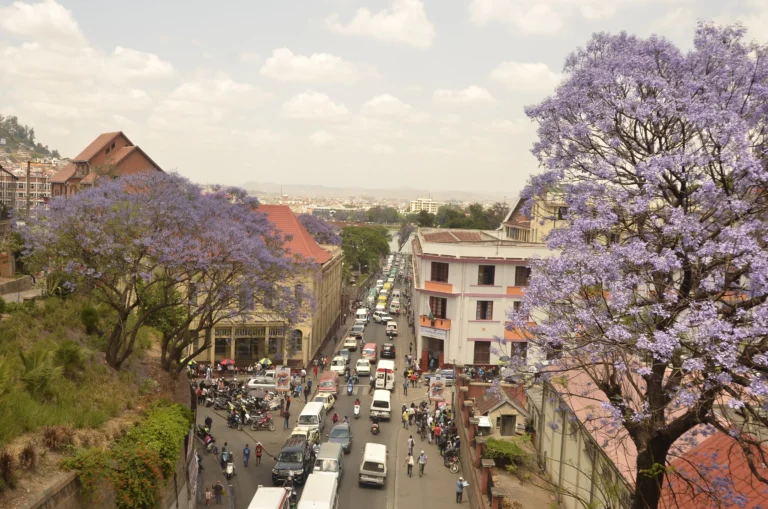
[424,369,455,387]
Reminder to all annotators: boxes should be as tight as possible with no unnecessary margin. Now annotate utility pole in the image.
[25,160,30,219]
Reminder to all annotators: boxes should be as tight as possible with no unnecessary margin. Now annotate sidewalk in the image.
[394,424,464,506]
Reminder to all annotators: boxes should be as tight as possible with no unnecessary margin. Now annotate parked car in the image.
[373,311,392,324]
[327,423,353,454]
[343,336,358,351]
[272,436,315,485]
[246,376,276,391]
[350,324,365,339]
[355,358,371,376]
[330,356,347,374]
[313,393,336,412]
[424,369,456,387]
[337,349,351,362]
[380,343,396,359]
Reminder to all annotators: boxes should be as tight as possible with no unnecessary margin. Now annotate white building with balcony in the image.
[411,227,552,372]
[409,197,442,214]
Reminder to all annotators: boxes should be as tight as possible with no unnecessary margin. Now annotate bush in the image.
[18,442,36,470]
[53,340,87,380]
[80,305,99,335]
[19,348,61,399]
[42,426,75,451]
[0,297,5,314]
[0,448,16,491]
[484,435,532,473]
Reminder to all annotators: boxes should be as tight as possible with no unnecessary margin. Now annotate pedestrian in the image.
[313,365,319,380]
[405,453,414,477]
[285,395,291,412]
[213,481,224,505]
[403,378,408,396]
[304,384,310,403]
[301,368,307,383]
[205,487,212,506]
[205,415,213,431]
[402,409,409,429]
[243,444,251,467]
[283,409,291,430]
[407,435,415,456]
[197,387,203,404]
[409,341,413,354]
[456,477,465,503]
[418,450,427,477]
[255,442,263,465]
[369,377,375,395]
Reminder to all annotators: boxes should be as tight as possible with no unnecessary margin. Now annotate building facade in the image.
[409,197,442,214]
[0,163,55,219]
[51,131,162,197]
[193,205,343,368]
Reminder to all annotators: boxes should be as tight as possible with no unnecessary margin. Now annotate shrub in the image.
[42,426,75,451]
[53,340,87,380]
[18,442,36,470]
[484,435,532,473]
[0,297,5,314]
[0,448,16,490]
[80,305,99,335]
[19,347,61,399]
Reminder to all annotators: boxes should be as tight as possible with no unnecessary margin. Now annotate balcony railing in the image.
[420,315,451,330]
[504,322,536,341]
[425,281,453,293]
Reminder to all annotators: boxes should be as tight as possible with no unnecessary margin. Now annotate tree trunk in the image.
[632,438,672,509]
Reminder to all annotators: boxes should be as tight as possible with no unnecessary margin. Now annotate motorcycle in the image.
[225,457,236,480]
[250,413,276,432]
[347,382,353,396]
[371,422,380,435]
[204,395,214,407]
[354,405,360,419]
[444,453,460,474]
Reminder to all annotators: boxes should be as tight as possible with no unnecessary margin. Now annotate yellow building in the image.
[193,205,343,369]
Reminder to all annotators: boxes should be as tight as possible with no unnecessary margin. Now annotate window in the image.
[428,296,447,319]
[476,301,494,320]
[557,207,568,220]
[215,327,232,338]
[477,265,496,285]
[584,440,597,462]
[506,227,530,242]
[214,338,228,356]
[295,284,304,305]
[473,342,490,364]
[608,232,620,246]
[512,301,528,320]
[430,262,449,283]
[514,267,531,287]
[292,329,303,353]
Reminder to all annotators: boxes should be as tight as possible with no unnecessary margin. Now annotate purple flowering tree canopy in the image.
[23,172,306,371]
[508,24,768,509]
[298,214,341,246]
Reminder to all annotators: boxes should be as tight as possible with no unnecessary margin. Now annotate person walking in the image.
[456,477,465,503]
[283,409,291,430]
[404,453,414,477]
[403,378,408,396]
[243,444,251,467]
[313,365,319,380]
[197,387,203,404]
[205,415,213,431]
[402,409,409,429]
[304,383,310,403]
[205,487,212,506]
[407,435,415,456]
[285,395,291,412]
[369,376,375,395]
[301,368,306,383]
[213,481,224,505]
[418,451,427,477]
[255,442,263,465]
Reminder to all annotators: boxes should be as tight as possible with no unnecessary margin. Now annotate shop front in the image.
[419,326,448,371]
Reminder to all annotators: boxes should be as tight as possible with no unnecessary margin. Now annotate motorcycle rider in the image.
[355,397,360,406]
[343,416,350,424]
[204,415,213,431]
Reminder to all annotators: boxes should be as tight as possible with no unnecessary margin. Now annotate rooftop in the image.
[259,204,332,264]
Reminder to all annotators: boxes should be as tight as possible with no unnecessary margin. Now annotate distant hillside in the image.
[0,114,60,159]
[240,181,509,202]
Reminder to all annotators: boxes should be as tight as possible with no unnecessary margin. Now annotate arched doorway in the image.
[290,329,304,359]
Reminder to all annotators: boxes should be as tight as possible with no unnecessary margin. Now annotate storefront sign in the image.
[275,366,291,392]
[429,375,446,402]
[421,326,447,340]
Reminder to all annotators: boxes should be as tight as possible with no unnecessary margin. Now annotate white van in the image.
[313,442,344,479]
[375,360,395,390]
[358,443,388,487]
[247,486,293,509]
[392,289,401,299]
[385,322,398,337]
[297,402,327,433]
[355,308,368,324]
[388,301,400,315]
[370,389,392,420]
[298,473,339,509]
[375,303,386,313]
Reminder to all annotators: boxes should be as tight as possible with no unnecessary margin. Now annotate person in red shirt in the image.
[255,442,263,465]
[313,365,319,380]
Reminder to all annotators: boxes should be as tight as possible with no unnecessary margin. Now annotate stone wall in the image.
[0,275,33,295]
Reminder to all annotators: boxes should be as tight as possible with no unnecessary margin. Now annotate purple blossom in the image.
[298,214,341,246]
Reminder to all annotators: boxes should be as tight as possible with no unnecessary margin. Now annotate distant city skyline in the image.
[0,0,765,193]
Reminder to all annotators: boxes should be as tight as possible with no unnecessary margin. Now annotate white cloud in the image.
[433,86,495,105]
[167,74,271,106]
[260,48,378,85]
[239,52,261,64]
[489,61,561,93]
[110,47,174,80]
[309,131,335,147]
[280,90,350,121]
[0,0,85,46]
[361,94,413,117]
[372,143,394,154]
[488,118,531,134]
[716,1,768,44]
[326,0,435,50]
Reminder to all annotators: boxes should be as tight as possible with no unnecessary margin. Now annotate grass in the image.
[0,296,139,447]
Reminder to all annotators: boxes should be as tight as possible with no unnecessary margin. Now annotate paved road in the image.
[193,270,461,508]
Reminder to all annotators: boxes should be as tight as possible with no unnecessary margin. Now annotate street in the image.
[194,265,461,509]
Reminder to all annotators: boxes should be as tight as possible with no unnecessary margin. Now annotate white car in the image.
[375,280,384,289]
[373,311,392,323]
[246,377,275,391]
[313,393,336,412]
[330,356,347,374]
[355,359,371,376]
[343,336,358,351]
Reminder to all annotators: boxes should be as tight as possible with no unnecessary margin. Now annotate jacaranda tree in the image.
[298,214,342,246]
[24,172,305,371]
[510,24,768,509]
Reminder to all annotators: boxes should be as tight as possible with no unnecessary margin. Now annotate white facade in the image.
[409,198,442,214]
[411,228,550,371]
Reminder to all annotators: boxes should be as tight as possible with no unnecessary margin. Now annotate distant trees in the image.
[366,206,401,224]
[298,214,342,245]
[0,114,60,158]
[397,223,416,251]
[340,226,391,278]
[405,202,510,230]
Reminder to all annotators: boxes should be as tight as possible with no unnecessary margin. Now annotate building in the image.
[193,205,343,368]
[51,132,162,198]
[409,197,442,214]
[0,162,56,219]
[411,227,551,371]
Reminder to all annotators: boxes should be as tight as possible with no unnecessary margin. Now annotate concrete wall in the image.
[0,275,33,294]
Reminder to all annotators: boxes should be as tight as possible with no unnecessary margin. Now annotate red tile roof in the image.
[661,432,768,509]
[50,162,76,184]
[259,205,332,264]
[73,132,127,162]
[109,145,137,166]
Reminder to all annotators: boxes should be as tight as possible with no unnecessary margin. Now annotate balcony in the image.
[504,322,536,342]
[420,315,452,330]
[425,281,453,293]
[506,286,525,297]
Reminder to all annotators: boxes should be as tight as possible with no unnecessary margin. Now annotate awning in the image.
[478,416,492,428]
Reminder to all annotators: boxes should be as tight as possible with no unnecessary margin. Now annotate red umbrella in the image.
[220,359,235,366]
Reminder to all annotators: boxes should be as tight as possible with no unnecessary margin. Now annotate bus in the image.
[375,360,395,391]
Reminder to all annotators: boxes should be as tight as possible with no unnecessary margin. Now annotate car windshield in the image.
[298,415,318,425]
[362,461,385,472]
[314,397,326,403]
[277,451,302,463]
[330,428,349,438]
[333,360,344,366]
[372,401,389,408]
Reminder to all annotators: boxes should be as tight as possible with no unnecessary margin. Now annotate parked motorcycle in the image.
[225,457,236,480]
[250,413,276,432]
[444,453,460,474]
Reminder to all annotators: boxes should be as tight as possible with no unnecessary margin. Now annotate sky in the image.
[0,0,766,195]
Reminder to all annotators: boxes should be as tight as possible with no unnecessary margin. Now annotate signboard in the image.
[0,138,6,145]
[429,375,446,402]
[275,366,291,392]
[421,326,447,341]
